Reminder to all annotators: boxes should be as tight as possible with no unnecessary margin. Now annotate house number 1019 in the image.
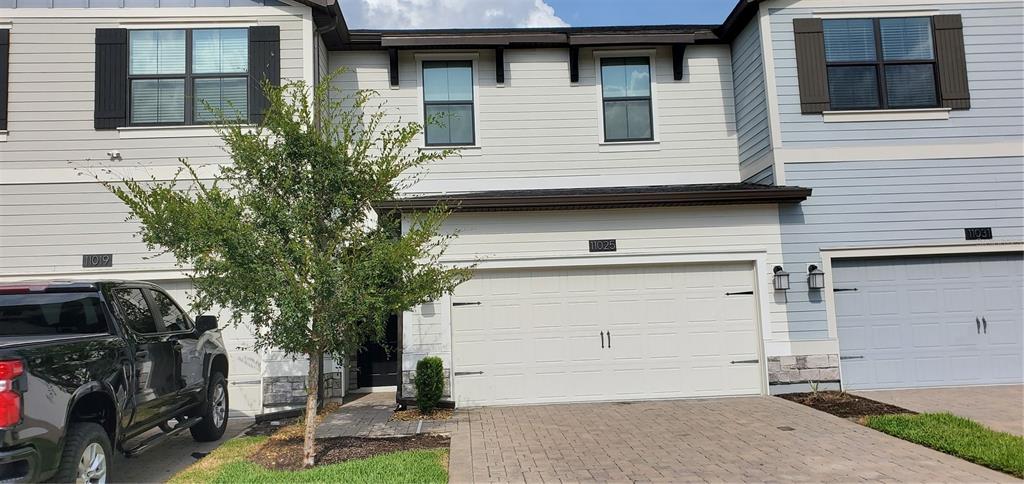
[588,239,617,252]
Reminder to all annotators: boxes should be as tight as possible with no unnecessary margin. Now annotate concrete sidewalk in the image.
[316,392,463,438]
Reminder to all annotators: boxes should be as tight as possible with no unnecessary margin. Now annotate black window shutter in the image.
[793,18,830,114]
[0,29,9,131]
[248,25,280,124]
[933,14,970,110]
[94,28,128,129]
[94,29,128,130]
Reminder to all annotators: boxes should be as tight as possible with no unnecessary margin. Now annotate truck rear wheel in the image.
[53,422,111,484]
[190,371,228,442]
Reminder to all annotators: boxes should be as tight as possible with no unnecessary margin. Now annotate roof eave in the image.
[377,186,812,213]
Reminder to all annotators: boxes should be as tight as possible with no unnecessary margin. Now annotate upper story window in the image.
[823,18,938,110]
[600,57,652,142]
[128,28,248,126]
[422,60,474,146]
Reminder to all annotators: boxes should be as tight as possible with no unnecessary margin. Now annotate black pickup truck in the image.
[0,280,230,483]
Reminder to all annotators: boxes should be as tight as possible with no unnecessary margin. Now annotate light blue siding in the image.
[778,156,1024,339]
[769,1,1024,147]
[732,18,774,182]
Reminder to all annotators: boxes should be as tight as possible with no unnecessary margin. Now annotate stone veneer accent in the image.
[767,354,840,385]
[262,371,345,410]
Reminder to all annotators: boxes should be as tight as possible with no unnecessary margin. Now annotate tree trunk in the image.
[302,350,321,468]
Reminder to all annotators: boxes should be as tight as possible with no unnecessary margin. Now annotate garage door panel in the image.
[451,262,762,406]
[836,253,1023,390]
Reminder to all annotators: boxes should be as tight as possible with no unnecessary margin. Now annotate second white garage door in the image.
[451,262,763,407]
[152,279,264,416]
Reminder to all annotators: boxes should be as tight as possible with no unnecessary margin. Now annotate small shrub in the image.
[414,357,445,413]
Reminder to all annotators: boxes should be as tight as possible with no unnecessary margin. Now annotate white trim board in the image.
[818,241,1024,339]
[822,108,950,123]
[0,268,192,283]
[777,141,1023,164]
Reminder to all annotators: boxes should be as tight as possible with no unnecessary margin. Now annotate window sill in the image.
[598,140,660,153]
[117,125,252,139]
[822,108,951,123]
[419,145,483,157]
[0,131,7,142]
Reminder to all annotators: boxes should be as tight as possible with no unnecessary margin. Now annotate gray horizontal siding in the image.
[778,155,1024,339]
[745,165,775,185]
[769,1,1024,147]
[732,19,774,182]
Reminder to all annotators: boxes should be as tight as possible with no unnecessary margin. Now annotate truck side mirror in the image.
[196,315,218,334]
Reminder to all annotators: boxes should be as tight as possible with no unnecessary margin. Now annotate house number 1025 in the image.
[588,239,617,253]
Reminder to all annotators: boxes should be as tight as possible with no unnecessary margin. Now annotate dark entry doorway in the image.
[356,315,398,388]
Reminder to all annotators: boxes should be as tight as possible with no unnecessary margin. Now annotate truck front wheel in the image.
[53,422,111,484]
[190,371,228,442]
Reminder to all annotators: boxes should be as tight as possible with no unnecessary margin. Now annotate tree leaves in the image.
[95,71,471,359]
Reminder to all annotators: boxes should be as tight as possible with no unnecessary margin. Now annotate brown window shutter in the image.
[0,30,9,131]
[248,25,280,124]
[933,14,970,110]
[793,18,830,114]
[94,28,128,129]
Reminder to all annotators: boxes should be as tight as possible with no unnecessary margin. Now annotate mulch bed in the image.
[390,408,453,422]
[250,434,450,471]
[779,391,915,419]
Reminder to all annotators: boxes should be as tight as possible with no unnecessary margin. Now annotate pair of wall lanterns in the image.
[772,265,825,291]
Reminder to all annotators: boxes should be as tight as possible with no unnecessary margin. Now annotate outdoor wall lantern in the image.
[807,264,826,290]
[772,266,790,291]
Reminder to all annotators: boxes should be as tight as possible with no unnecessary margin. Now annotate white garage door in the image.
[834,253,1023,390]
[451,262,763,407]
[152,280,263,416]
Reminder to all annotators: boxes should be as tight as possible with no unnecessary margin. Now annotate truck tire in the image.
[53,422,112,484]
[190,371,228,442]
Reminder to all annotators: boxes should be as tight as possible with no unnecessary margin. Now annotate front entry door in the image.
[357,315,398,387]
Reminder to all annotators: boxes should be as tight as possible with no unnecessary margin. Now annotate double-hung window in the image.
[823,17,938,110]
[128,28,248,125]
[600,57,653,142]
[422,60,474,146]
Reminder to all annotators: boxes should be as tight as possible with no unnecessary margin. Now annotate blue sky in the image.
[339,0,739,30]
[546,0,736,26]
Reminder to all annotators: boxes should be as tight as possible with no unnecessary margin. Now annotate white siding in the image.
[401,205,797,386]
[330,46,743,194]
[0,7,310,276]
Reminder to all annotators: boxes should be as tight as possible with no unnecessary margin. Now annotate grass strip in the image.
[864,412,1024,478]
[169,436,448,484]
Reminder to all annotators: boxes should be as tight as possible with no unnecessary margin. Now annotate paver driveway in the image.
[855,384,1023,436]
[448,396,1014,483]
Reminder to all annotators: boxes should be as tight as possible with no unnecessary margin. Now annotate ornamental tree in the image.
[96,74,470,467]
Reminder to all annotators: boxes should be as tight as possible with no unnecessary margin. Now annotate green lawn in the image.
[169,436,449,484]
[865,412,1024,478]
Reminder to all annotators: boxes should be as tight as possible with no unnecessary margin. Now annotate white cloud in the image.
[339,0,570,29]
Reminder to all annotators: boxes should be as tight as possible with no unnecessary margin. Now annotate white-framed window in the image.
[594,50,658,144]
[422,60,475,146]
[128,27,248,126]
